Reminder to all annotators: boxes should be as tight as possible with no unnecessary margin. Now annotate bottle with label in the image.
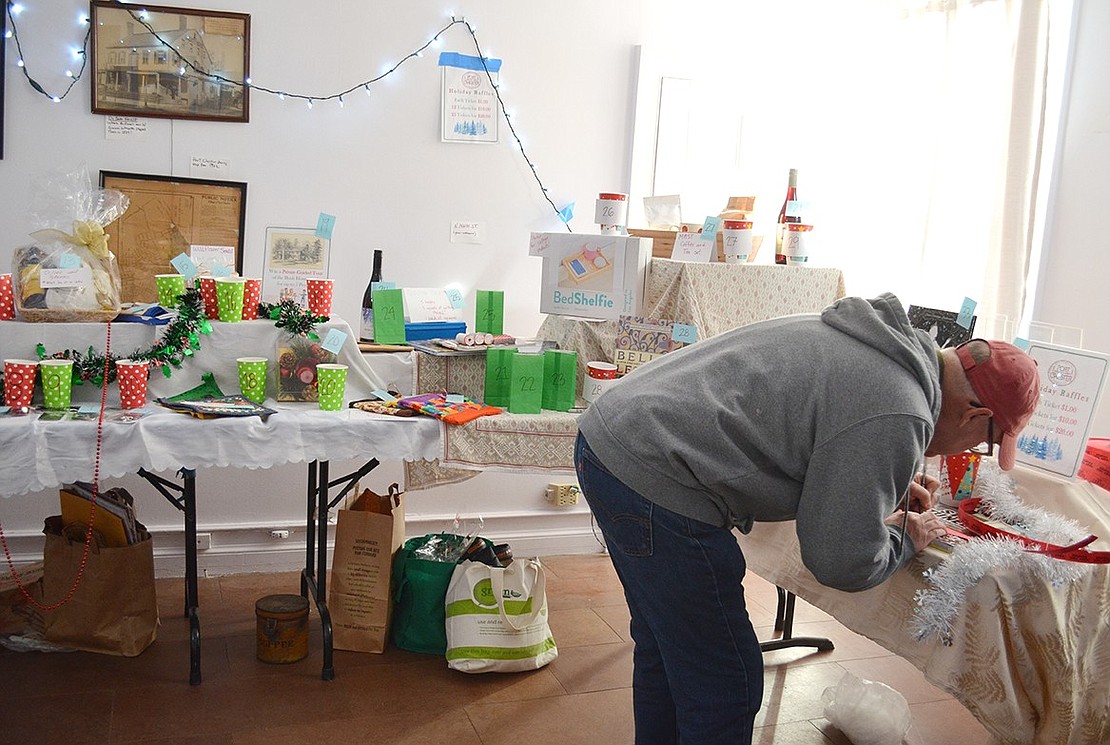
[775,168,799,265]
[359,249,383,342]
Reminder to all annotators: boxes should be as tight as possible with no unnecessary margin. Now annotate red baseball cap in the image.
[955,340,1040,470]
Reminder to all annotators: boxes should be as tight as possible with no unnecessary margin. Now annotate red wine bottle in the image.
[359,249,383,342]
[775,168,799,265]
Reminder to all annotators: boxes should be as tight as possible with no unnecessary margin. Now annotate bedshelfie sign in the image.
[1015,341,1110,478]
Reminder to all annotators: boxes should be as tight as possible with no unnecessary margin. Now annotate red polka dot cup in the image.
[3,359,39,409]
[115,359,150,410]
[241,278,263,320]
[0,274,15,321]
[305,278,334,316]
[197,277,220,320]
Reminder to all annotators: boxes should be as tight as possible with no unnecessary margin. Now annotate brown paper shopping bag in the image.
[41,515,159,657]
[329,484,405,653]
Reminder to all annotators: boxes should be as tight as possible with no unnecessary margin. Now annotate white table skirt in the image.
[0,407,442,499]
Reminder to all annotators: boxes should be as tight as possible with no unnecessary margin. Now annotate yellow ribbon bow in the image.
[30,219,111,260]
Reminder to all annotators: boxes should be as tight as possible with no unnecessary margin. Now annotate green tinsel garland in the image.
[258,300,328,339]
[35,288,213,387]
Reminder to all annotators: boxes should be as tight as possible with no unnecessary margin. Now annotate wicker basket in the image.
[16,304,118,323]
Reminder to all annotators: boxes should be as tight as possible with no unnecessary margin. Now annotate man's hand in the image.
[906,472,940,513]
[885,509,947,553]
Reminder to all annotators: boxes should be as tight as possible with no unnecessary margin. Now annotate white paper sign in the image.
[190,156,231,179]
[105,116,148,140]
[671,232,715,262]
[39,266,93,288]
[450,221,486,244]
[528,232,552,257]
[1016,342,1110,478]
[402,288,463,323]
[190,245,237,277]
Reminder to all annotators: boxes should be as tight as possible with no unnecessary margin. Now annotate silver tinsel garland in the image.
[911,460,1091,644]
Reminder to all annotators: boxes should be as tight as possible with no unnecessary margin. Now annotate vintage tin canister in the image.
[255,593,309,664]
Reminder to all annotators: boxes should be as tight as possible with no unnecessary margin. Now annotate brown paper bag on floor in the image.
[329,483,405,653]
[41,515,159,657]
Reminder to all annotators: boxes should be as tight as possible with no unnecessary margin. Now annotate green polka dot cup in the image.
[315,363,348,411]
[237,357,268,404]
[214,277,246,323]
[154,274,187,309]
[39,359,75,410]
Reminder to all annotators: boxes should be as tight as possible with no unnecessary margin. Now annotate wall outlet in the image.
[195,532,212,550]
[545,483,580,506]
[270,529,291,539]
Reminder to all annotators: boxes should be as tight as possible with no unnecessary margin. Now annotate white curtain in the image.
[636,0,1064,338]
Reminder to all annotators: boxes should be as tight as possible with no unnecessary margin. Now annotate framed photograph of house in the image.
[89,1,250,123]
[261,227,331,306]
[99,171,247,303]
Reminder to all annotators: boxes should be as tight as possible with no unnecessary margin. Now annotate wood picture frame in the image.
[99,171,247,303]
[89,1,250,123]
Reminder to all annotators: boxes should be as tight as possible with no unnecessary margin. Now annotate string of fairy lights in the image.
[3,2,572,230]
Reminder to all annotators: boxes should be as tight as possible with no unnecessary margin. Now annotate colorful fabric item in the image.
[398,393,501,425]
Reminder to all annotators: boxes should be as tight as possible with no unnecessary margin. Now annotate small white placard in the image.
[105,116,148,140]
[402,288,463,323]
[189,245,236,277]
[321,328,347,354]
[39,266,93,288]
[190,156,231,179]
[450,221,486,244]
[528,232,551,257]
[671,232,715,262]
[1016,341,1110,478]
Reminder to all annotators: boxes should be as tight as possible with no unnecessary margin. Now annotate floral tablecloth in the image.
[741,464,1110,745]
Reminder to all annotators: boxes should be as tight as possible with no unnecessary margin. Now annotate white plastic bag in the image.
[821,672,911,745]
[444,557,557,673]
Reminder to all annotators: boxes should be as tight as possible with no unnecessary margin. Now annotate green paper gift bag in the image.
[484,347,516,408]
[509,352,544,414]
[372,288,406,344]
[475,290,504,335]
[542,349,577,412]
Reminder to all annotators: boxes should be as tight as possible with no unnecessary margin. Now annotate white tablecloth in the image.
[0,316,442,498]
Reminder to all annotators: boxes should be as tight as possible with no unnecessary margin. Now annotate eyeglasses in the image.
[970,413,995,457]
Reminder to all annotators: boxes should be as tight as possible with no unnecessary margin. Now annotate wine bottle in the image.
[359,249,383,342]
[775,168,799,265]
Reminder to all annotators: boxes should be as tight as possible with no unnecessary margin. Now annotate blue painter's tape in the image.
[438,51,502,73]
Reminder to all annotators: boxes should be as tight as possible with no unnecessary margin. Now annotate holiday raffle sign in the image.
[440,52,500,144]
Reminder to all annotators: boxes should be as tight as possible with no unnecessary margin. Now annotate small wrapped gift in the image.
[276,333,337,402]
[13,167,128,322]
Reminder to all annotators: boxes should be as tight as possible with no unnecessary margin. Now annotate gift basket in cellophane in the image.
[12,167,129,322]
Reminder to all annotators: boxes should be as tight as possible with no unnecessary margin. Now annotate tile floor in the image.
[0,553,993,744]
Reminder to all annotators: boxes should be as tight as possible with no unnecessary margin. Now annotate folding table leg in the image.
[301,457,380,681]
[758,587,834,654]
[137,467,203,685]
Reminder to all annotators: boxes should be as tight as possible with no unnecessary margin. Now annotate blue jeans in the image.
[575,432,764,745]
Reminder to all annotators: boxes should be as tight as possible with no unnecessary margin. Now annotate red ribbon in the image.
[957,498,1110,564]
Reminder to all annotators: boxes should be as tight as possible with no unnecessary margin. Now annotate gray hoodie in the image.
[577,293,941,591]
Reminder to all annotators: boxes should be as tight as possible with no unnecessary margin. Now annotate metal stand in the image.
[137,467,202,685]
[301,457,380,681]
[758,586,834,654]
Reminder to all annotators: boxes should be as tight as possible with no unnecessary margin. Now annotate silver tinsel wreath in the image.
[911,460,1091,644]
